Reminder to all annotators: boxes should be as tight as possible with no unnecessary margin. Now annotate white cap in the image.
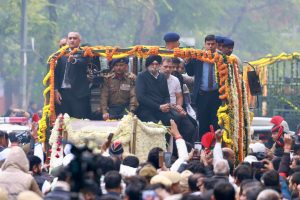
[249,142,266,153]
[244,155,258,164]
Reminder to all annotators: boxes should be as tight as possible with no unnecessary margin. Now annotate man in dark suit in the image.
[185,34,221,139]
[135,55,181,126]
[54,32,98,119]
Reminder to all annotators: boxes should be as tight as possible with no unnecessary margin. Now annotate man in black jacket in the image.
[135,55,181,126]
[185,34,221,139]
[54,32,99,119]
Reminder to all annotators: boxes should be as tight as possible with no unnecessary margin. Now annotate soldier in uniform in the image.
[100,57,138,120]
[163,32,180,50]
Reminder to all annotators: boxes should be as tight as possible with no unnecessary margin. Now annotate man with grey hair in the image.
[54,32,99,119]
[257,189,281,200]
[213,159,230,180]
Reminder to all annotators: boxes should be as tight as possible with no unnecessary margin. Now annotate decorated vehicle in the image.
[39,45,251,164]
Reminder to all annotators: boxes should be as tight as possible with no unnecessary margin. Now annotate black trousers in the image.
[137,107,181,126]
[55,89,91,119]
[196,90,221,139]
[137,107,197,144]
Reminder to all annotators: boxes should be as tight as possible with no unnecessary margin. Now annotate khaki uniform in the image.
[100,73,138,115]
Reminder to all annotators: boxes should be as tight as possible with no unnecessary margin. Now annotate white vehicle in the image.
[0,117,31,144]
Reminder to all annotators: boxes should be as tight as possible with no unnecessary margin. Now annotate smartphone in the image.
[164,152,172,168]
[159,151,164,168]
[142,190,158,200]
[251,161,264,169]
[194,142,202,151]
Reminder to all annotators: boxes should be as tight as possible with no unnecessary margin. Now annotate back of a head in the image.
[181,194,204,200]
[147,147,163,169]
[125,183,143,200]
[204,177,225,191]
[56,166,71,182]
[261,170,280,192]
[291,172,300,185]
[186,160,205,174]
[97,155,115,175]
[213,182,235,200]
[8,132,19,144]
[233,164,252,184]
[257,189,280,200]
[28,155,42,171]
[123,155,139,168]
[188,174,203,192]
[104,170,122,190]
[214,159,229,176]
[245,186,264,200]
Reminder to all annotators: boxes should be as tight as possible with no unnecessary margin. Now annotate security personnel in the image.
[163,32,180,50]
[223,38,243,73]
[100,57,138,120]
[215,35,225,53]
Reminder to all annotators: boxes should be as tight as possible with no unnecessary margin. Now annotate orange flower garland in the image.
[40,46,243,147]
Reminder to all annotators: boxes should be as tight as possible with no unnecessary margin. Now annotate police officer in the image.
[100,57,138,120]
[163,32,180,50]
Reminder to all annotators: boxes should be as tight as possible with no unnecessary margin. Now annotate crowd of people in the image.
[0,115,299,199]
[0,31,300,200]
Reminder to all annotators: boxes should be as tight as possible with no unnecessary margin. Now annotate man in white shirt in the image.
[160,58,185,115]
[160,58,196,144]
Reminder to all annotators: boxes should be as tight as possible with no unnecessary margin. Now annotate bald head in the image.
[222,147,235,163]
[58,38,67,48]
[67,32,81,49]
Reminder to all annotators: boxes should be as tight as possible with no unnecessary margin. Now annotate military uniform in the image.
[100,72,137,119]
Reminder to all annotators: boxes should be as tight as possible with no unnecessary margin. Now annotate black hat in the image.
[163,32,180,42]
[145,55,162,67]
[110,57,129,68]
[109,140,124,156]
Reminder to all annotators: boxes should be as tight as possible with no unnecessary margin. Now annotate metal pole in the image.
[21,0,27,109]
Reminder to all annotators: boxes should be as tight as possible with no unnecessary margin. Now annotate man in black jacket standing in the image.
[185,35,221,139]
[54,32,98,119]
[136,55,181,126]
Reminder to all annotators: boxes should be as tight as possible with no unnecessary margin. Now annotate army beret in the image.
[145,55,162,67]
[163,32,180,42]
[223,38,234,47]
[110,57,129,68]
[215,36,225,43]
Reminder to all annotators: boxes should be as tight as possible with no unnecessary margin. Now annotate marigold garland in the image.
[39,46,249,161]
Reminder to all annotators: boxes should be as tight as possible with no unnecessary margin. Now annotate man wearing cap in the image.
[54,32,100,119]
[136,55,181,126]
[215,36,225,53]
[100,57,137,120]
[222,38,243,73]
[185,34,221,139]
[164,32,180,50]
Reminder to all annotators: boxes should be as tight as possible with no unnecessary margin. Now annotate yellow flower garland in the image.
[39,46,241,147]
